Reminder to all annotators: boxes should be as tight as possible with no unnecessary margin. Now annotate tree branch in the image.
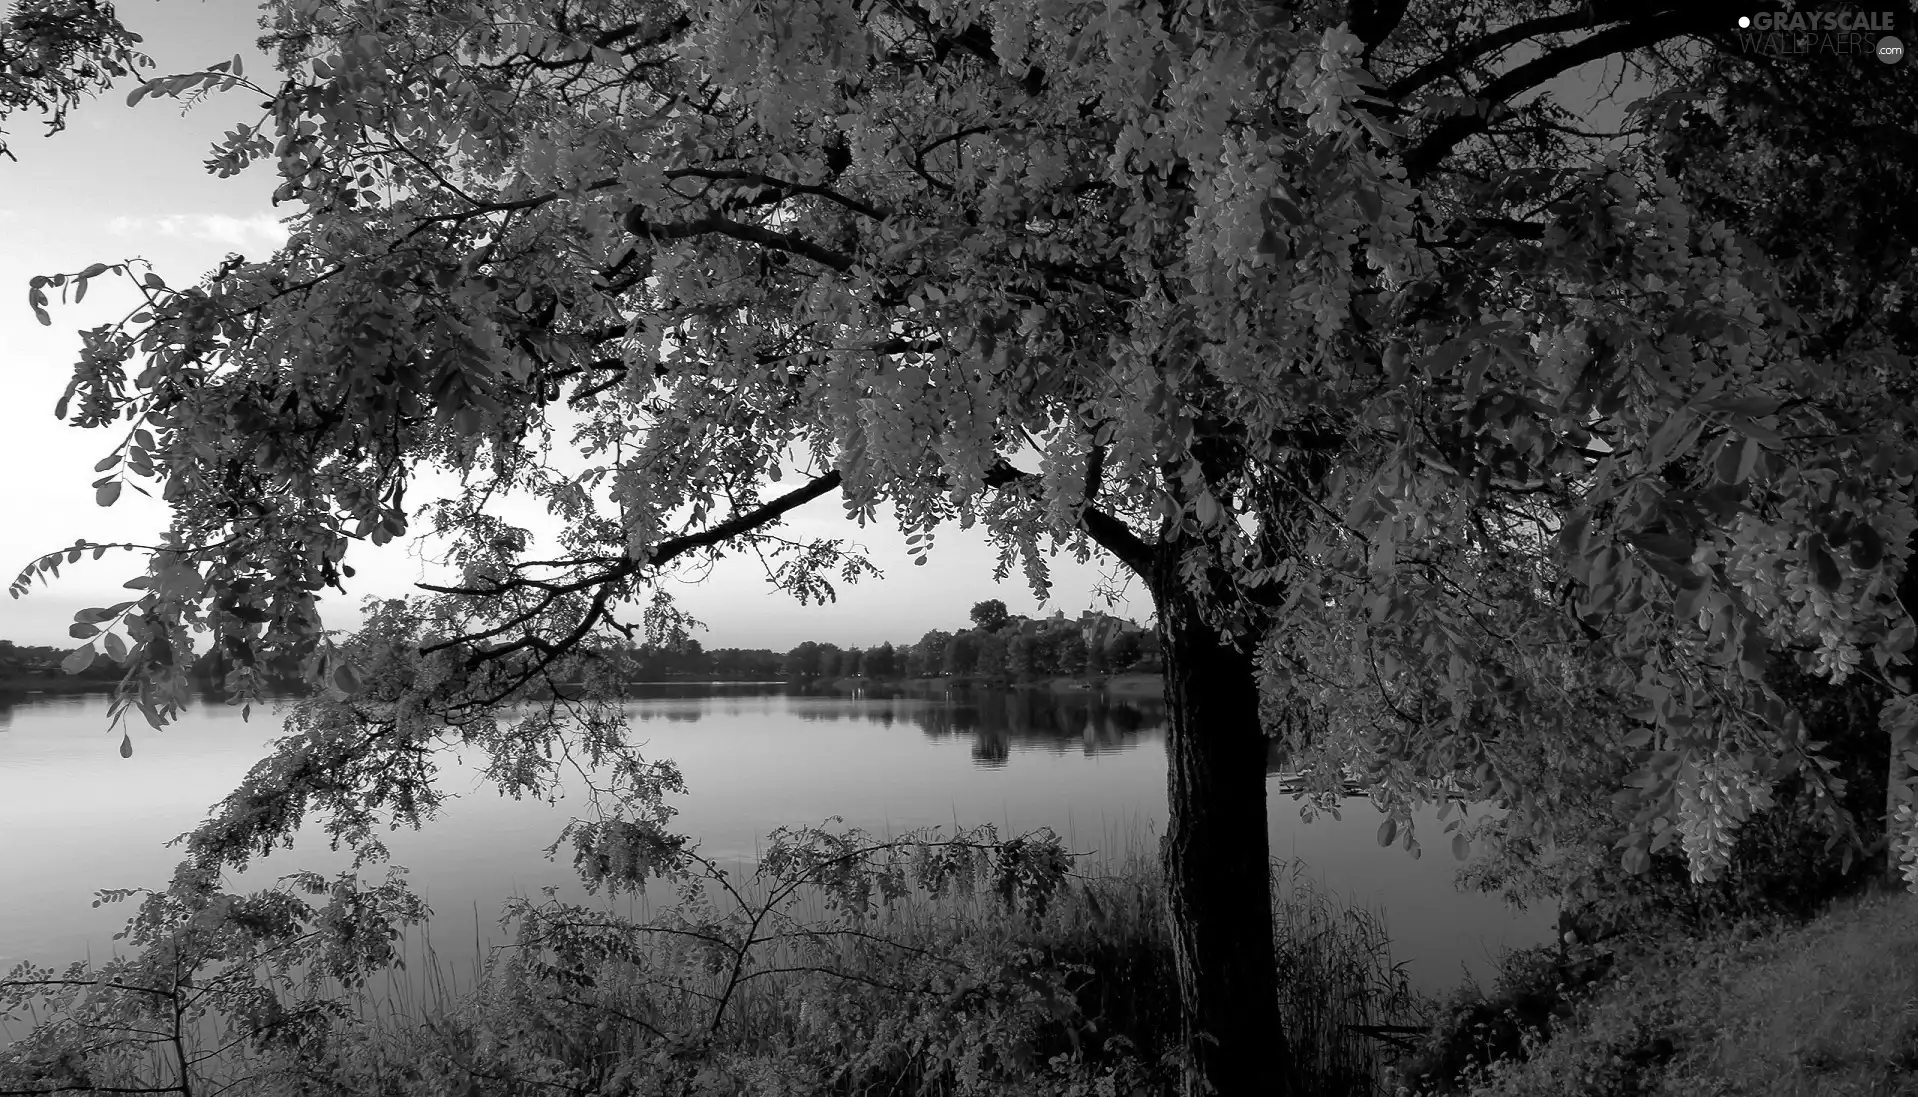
[416,470,847,609]
[1386,7,1625,101]
[647,470,845,569]
[636,213,856,273]
[668,166,891,222]
[1400,3,1742,183]
[985,458,1154,577]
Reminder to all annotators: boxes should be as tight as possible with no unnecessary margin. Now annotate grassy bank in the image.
[1401,884,1918,1097]
[1100,672,1165,698]
[2,830,1429,1096]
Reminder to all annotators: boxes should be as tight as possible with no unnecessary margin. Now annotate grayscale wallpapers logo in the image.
[1732,10,1906,62]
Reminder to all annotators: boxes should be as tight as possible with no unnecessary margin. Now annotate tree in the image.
[1057,631,1088,678]
[786,642,823,680]
[1644,41,1918,882]
[1028,626,1064,679]
[866,641,898,680]
[22,0,1918,1092]
[943,629,981,677]
[905,631,952,679]
[975,630,1010,683]
[968,599,1011,634]
[1005,631,1035,685]
[1101,631,1140,675]
[1084,632,1107,678]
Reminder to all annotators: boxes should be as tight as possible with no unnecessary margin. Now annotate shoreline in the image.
[793,671,1166,697]
[0,676,118,698]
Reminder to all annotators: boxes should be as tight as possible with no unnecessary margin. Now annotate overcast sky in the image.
[0,0,1158,653]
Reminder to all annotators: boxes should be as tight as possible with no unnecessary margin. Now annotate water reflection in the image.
[0,687,1555,993]
[627,683,1169,768]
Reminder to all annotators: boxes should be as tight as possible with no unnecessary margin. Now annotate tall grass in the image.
[3,825,1431,1096]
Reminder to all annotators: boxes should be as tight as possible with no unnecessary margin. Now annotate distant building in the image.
[1077,610,1145,647]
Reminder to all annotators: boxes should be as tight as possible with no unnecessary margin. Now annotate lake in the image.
[0,685,1553,996]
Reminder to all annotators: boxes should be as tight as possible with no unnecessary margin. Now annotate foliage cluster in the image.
[1422,888,1918,1097]
[1451,651,1892,949]
[0,0,147,160]
[1387,945,1615,1097]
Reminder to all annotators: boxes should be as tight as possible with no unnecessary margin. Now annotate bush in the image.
[2,826,1429,1097]
[1432,890,1918,1097]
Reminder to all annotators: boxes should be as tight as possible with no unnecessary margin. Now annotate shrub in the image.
[3,825,1429,1097]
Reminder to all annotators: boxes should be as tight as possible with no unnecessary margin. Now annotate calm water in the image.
[0,686,1552,993]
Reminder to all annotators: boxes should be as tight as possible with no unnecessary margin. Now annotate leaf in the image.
[1734,435,1762,483]
[1377,818,1397,847]
[1714,435,1743,484]
[1266,194,1304,225]
[119,733,133,759]
[1195,492,1222,527]
[333,663,363,695]
[1621,845,1650,875]
[1558,509,1590,557]
[69,622,100,639]
[61,646,96,674]
[96,481,122,507]
[1452,834,1471,861]
[1807,535,1842,592]
[104,632,128,662]
[1645,409,1697,469]
[1850,525,1885,570]
[1628,531,1693,561]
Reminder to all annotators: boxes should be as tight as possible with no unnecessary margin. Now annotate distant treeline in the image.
[623,599,1162,683]
[2,601,1161,693]
[0,639,312,696]
[0,640,122,690]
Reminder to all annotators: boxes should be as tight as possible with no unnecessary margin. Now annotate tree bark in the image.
[1151,547,1287,1096]
[1890,531,1918,884]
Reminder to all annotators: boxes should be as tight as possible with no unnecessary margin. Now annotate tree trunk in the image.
[1891,532,1918,884]
[1152,552,1287,1096]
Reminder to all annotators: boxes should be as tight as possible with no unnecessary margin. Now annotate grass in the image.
[2,825,1431,1096]
[1431,883,1918,1097]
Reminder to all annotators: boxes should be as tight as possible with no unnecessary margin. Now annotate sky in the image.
[0,0,1152,653]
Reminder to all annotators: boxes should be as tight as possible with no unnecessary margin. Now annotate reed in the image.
[2,822,1432,1096]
